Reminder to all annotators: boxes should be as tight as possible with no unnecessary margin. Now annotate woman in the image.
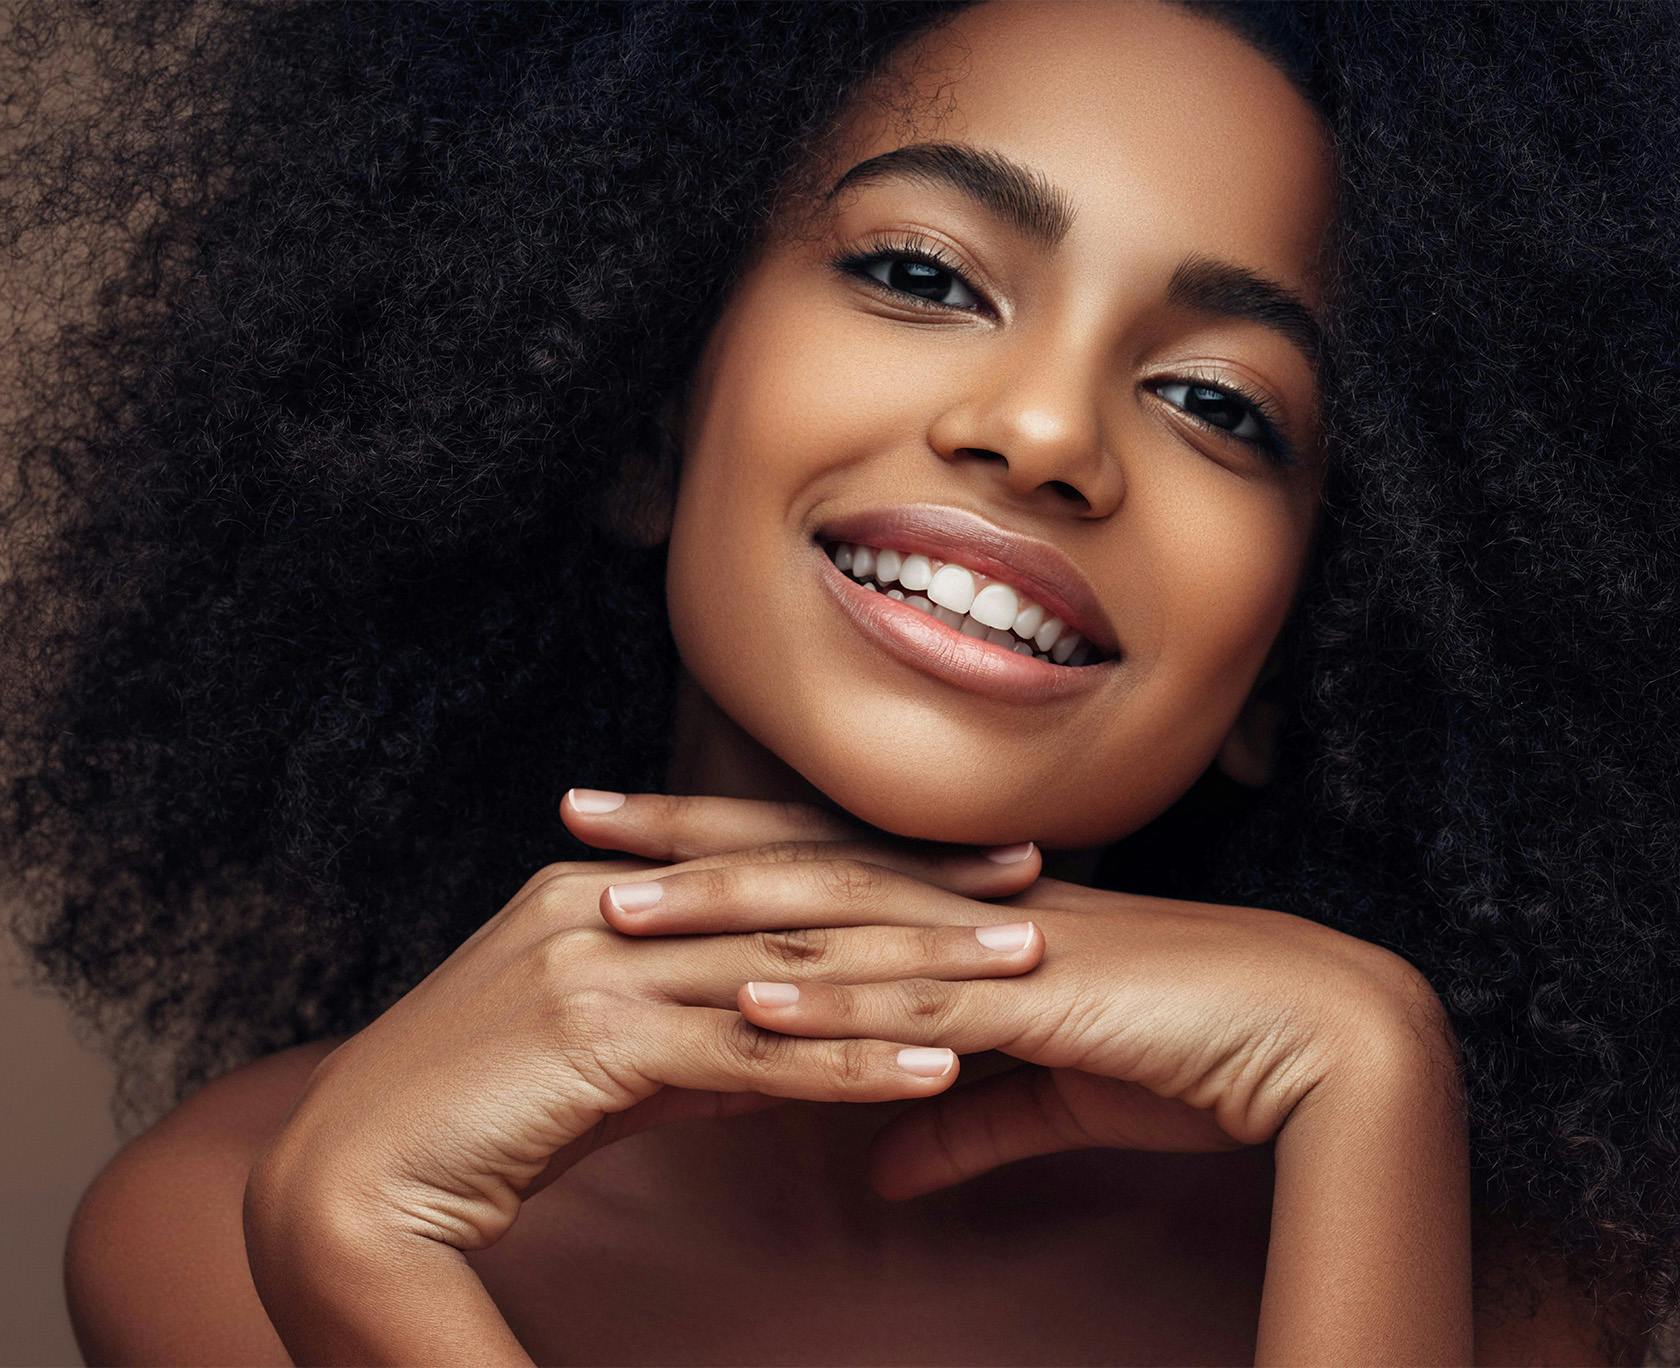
[3,1,1675,1363]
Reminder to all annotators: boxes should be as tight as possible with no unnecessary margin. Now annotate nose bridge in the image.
[927,319,1125,518]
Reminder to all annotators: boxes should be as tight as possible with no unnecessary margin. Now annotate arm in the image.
[242,1169,534,1367]
[1254,971,1474,1365]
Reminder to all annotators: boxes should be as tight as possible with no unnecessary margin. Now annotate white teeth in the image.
[825,537,1108,665]
[969,582,1019,631]
[898,554,933,592]
[927,564,977,615]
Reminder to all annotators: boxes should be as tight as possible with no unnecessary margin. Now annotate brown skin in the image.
[655,0,1332,854]
[60,2,1633,1364]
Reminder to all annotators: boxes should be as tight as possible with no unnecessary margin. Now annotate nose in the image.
[925,354,1125,519]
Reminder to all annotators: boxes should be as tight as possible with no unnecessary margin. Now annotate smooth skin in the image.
[65,2,1629,1364]
[71,792,1617,1363]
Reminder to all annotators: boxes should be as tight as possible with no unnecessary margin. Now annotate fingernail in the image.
[974,921,1033,953]
[605,881,663,912]
[984,841,1035,864]
[898,1047,956,1077]
[568,787,626,814]
[746,981,800,1007]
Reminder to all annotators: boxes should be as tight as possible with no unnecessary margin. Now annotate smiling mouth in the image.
[817,536,1110,667]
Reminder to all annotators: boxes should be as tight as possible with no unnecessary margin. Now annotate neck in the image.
[661,667,1108,883]
[596,668,1107,1242]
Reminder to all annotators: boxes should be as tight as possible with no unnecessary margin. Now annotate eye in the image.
[1151,376,1297,467]
[828,232,986,313]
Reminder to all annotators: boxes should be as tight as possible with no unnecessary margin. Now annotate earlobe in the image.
[1214,647,1286,788]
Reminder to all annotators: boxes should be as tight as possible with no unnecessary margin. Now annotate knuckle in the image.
[757,925,831,971]
[556,988,645,1093]
[550,985,629,1056]
[530,870,583,917]
[665,792,706,840]
[722,1014,786,1072]
[695,863,735,907]
[830,1038,875,1088]
[899,976,952,1024]
[755,839,823,866]
[532,926,613,989]
[814,856,884,910]
[917,925,949,964]
[561,983,626,1025]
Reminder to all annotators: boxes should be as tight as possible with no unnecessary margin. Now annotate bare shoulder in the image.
[65,1036,347,1367]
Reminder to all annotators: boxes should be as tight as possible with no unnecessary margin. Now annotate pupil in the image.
[890,260,946,299]
[1187,384,1240,430]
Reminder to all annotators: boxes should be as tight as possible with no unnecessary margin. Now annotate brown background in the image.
[3,7,123,1362]
[0,947,117,1366]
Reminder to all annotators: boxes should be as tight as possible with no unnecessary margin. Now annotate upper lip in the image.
[813,504,1121,658]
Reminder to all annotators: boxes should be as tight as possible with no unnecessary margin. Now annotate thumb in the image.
[865,1064,1091,1201]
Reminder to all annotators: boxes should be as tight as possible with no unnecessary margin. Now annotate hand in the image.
[556,784,1042,875]
[590,860,1452,1200]
[245,788,1045,1268]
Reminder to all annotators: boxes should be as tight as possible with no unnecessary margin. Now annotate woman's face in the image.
[662,0,1338,849]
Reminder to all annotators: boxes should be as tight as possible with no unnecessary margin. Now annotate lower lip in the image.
[812,539,1119,705]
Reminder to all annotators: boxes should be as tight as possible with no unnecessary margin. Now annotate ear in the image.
[1213,642,1287,788]
[594,386,683,549]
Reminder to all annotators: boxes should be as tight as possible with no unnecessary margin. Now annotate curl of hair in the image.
[2,1,1676,1358]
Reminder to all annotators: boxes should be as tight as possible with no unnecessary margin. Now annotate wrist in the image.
[244,1146,530,1366]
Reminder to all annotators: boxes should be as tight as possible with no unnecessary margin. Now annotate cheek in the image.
[671,268,915,518]
[1136,476,1307,736]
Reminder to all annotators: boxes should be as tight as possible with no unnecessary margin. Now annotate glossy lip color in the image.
[814,503,1121,659]
[812,539,1120,705]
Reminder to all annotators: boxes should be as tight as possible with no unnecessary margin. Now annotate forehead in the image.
[818,0,1337,306]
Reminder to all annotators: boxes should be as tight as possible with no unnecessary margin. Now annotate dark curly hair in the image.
[3,0,1676,1359]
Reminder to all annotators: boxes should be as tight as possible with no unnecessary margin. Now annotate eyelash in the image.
[828,231,1299,468]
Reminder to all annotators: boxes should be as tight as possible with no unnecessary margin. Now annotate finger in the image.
[862,1064,1092,1200]
[562,788,1041,897]
[631,918,1044,1008]
[605,997,962,1103]
[597,854,1038,937]
[562,788,866,858]
[732,972,1022,1058]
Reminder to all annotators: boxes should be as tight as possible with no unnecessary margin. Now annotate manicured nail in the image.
[605,881,664,912]
[746,981,800,1007]
[984,841,1035,864]
[568,787,626,814]
[898,1047,956,1077]
[975,921,1033,952]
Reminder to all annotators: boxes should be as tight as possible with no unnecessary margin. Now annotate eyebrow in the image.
[824,140,1324,371]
